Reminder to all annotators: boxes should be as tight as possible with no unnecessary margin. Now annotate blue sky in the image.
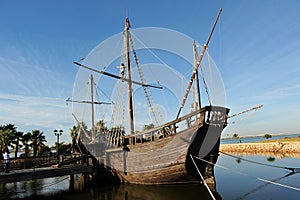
[1,0,300,145]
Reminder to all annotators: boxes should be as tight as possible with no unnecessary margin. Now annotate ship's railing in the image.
[107,106,229,147]
[205,107,229,126]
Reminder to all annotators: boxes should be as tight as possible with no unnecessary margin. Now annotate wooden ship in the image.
[70,8,230,185]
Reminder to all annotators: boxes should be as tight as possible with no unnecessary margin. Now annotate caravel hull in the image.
[100,107,229,184]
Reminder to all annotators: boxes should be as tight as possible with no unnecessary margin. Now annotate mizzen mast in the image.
[193,41,201,110]
[66,74,112,143]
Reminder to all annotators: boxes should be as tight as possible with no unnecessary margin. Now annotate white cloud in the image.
[249,83,300,102]
[0,93,74,145]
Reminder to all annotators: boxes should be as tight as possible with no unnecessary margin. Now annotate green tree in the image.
[52,141,72,156]
[30,130,47,157]
[143,123,155,131]
[60,142,72,155]
[38,145,51,157]
[264,133,272,139]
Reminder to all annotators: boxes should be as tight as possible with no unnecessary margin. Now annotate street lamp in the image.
[54,129,63,158]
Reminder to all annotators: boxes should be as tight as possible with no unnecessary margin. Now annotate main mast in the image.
[90,74,95,141]
[124,18,134,135]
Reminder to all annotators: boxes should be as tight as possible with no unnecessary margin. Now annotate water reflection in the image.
[221,151,300,159]
[237,171,297,200]
[267,157,275,162]
[90,184,221,200]
[235,156,277,164]
[1,154,300,199]
[0,177,68,200]
[216,153,300,199]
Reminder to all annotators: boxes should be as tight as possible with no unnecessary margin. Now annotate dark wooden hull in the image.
[87,106,229,184]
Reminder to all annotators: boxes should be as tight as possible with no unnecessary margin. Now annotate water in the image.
[1,154,300,199]
[215,154,300,199]
[0,177,69,200]
[221,133,300,144]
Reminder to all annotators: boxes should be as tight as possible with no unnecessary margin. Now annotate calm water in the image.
[1,154,300,200]
[221,133,300,144]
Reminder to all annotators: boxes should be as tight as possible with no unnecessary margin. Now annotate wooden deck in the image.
[0,165,93,184]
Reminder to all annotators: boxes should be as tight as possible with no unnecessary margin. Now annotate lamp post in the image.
[54,129,63,158]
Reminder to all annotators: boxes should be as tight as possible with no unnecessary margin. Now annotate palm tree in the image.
[0,123,16,151]
[30,130,47,157]
[0,124,6,158]
[21,132,32,157]
[96,120,107,133]
[70,125,78,140]
[11,131,24,158]
[76,121,91,143]
[0,125,6,151]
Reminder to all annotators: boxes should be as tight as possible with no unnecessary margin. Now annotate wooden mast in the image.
[176,8,222,119]
[124,18,134,135]
[66,75,112,143]
[90,74,95,141]
[193,41,201,109]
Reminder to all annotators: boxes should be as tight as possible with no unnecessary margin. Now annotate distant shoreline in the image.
[220,134,300,158]
[220,140,300,158]
[221,133,300,140]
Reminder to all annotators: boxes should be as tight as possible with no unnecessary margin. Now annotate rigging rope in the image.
[129,31,162,126]
[228,105,263,119]
[110,81,126,129]
[237,171,296,200]
[199,46,212,105]
[110,33,128,134]
[96,84,113,103]
[72,113,91,141]
[227,104,263,127]
[190,155,216,200]
[193,155,300,192]
[130,32,170,82]
[220,151,300,173]
[94,84,105,120]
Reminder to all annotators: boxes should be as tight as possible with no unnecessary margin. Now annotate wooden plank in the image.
[0,165,93,184]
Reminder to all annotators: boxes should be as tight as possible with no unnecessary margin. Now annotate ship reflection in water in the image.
[92,183,221,200]
[84,161,221,200]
